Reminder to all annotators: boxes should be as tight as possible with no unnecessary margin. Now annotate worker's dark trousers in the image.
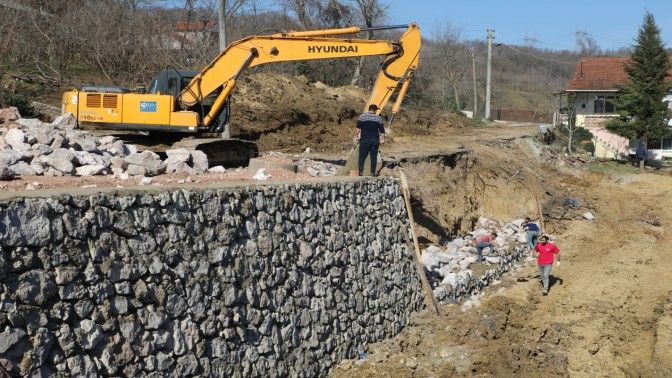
[358,138,380,176]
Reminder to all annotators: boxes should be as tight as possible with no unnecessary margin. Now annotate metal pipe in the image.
[359,24,412,32]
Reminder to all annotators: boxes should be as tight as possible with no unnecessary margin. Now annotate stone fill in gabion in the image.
[0,180,423,377]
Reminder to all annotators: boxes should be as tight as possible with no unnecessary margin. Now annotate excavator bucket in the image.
[338,143,383,176]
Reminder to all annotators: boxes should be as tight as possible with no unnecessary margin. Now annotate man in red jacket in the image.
[534,235,560,295]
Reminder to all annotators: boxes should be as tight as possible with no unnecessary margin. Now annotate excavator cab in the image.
[144,70,230,133]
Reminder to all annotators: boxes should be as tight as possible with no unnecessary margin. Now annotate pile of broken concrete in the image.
[0,107,222,181]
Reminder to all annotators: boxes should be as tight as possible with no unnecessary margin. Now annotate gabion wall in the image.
[0,180,423,377]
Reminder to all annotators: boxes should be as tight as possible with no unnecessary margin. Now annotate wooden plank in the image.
[399,169,441,316]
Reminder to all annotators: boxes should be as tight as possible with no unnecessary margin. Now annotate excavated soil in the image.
[6,72,672,376]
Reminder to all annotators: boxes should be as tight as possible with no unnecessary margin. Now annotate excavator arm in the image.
[179,23,420,127]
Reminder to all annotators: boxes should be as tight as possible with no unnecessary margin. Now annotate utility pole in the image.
[472,49,477,119]
[218,0,226,52]
[485,29,495,120]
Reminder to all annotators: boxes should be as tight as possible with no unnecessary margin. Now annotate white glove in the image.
[556,261,561,267]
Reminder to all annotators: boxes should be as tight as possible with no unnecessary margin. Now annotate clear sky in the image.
[382,0,672,51]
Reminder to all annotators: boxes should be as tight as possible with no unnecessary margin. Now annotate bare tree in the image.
[574,29,601,57]
[346,0,387,85]
[429,21,470,110]
[280,0,317,29]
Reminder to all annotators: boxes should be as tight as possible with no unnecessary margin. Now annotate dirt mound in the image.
[230,72,471,153]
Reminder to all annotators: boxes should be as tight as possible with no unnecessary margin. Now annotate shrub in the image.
[2,92,39,118]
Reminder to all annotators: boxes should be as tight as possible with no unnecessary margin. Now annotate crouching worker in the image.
[475,232,497,265]
[522,217,540,249]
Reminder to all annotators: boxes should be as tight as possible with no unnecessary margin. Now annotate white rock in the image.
[4,128,26,147]
[208,166,226,173]
[583,212,594,220]
[139,177,153,186]
[485,256,500,264]
[253,168,271,180]
[421,252,441,269]
[166,148,191,160]
[76,165,107,176]
[190,150,209,173]
[51,112,77,130]
[15,118,44,129]
[441,272,459,286]
[307,167,320,177]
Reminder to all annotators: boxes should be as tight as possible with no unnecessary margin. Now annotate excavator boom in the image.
[179,23,420,125]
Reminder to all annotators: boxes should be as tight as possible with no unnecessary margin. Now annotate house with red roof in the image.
[564,57,672,160]
[160,21,217,51]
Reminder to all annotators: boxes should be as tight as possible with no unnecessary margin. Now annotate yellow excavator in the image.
[61,23,421,167]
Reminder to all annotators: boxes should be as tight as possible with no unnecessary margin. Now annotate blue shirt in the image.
[523,222,539,232]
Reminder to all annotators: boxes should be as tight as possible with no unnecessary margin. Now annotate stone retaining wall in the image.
[0,180,423,377]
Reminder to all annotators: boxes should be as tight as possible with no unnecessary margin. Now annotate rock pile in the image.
[261,151,341,177]
[421,217,535,304]
[0,108,222,180]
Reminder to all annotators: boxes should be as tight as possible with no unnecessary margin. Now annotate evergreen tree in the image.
[606,12,672,152]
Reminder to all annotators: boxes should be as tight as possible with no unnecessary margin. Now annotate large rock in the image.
[165,148,191,162]
[75,164,107,176]
[47,148,76,174]
[51,113,77,130]
[0,149,21,166]
[164,148,192,174]
[32,143,53,157]
[4,128,27,148]
[0,107,20,123]
[9,161,36,176]
[124,151,165,176]
[0,164,16,180]
[75,320,103,351]
[0,327,26,353]
[190,150,209,172]
[68,131,97,152]
[16,270,57,306]
[15,118,44,129]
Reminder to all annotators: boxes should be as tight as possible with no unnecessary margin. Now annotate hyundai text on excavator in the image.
[61,23,421,167]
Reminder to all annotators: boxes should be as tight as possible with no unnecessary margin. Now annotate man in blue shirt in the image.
[522,217,540,249]
[355,104,385,176]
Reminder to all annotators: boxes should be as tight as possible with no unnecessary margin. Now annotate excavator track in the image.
[171,137,258,168]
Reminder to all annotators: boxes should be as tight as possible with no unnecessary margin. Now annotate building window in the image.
[648,138,672,150]
[663,138,672,150]
[594,95,617,114]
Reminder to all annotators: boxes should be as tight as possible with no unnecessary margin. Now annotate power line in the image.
[496,40,580,65]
